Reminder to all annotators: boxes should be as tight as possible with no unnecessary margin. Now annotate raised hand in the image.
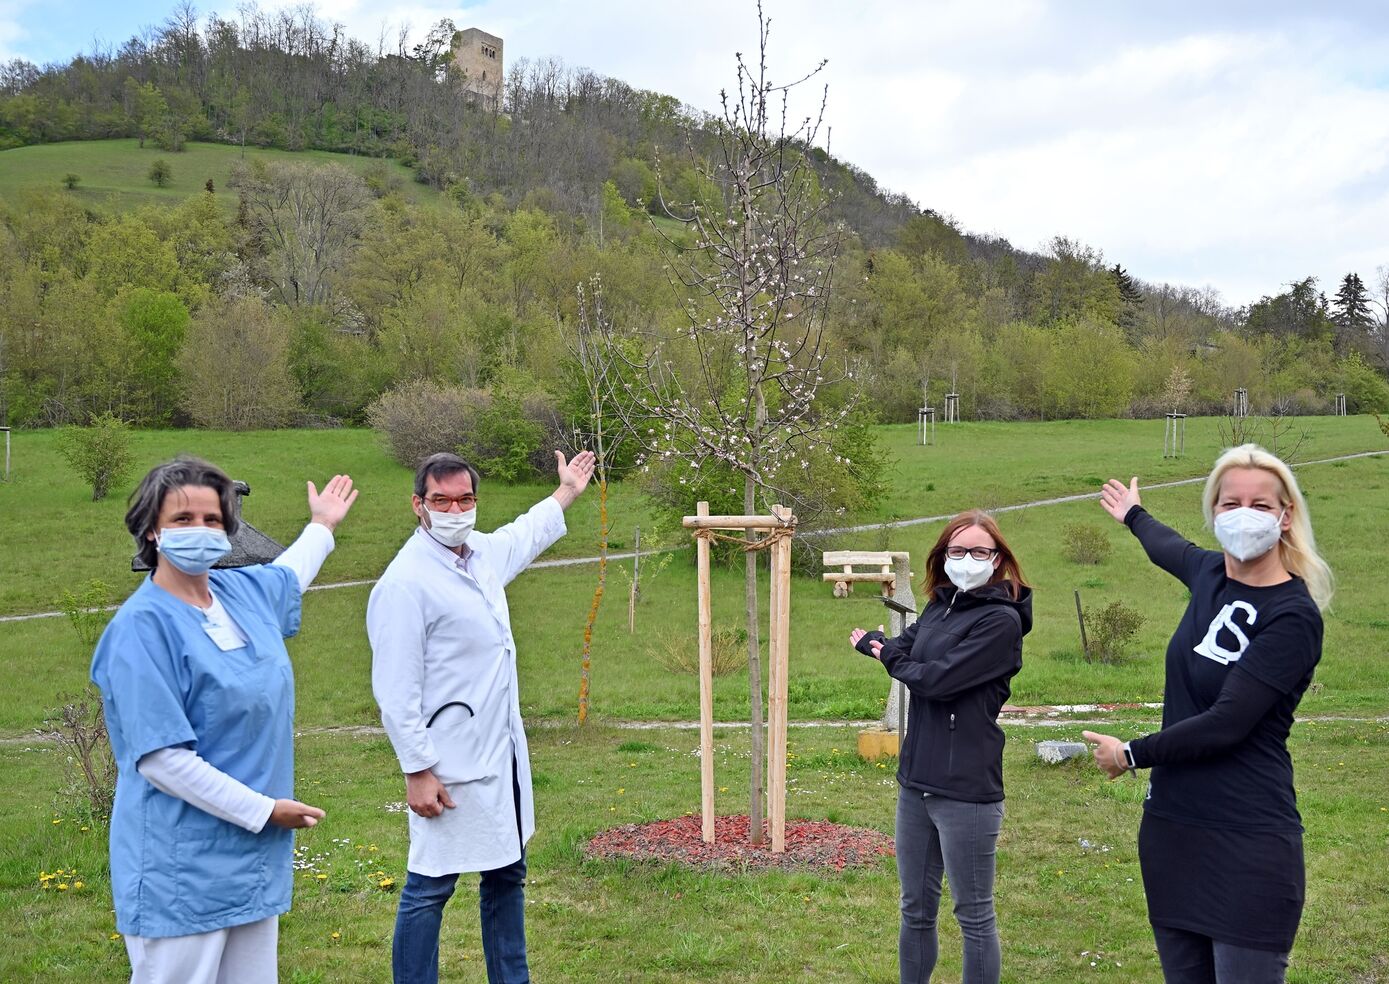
[1099,477,1141,524]
[307,474,358,532]
[553,450,597,508]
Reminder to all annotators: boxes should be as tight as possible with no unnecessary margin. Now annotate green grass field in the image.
[2,417,1387,981]
[0,139,435,211]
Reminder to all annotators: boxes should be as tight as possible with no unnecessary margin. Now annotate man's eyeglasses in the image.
[945,546,998,561]
[422,494,477,510]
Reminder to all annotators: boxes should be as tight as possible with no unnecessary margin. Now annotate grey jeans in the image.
[1152,925,1290,984]
[895,787,1005,984]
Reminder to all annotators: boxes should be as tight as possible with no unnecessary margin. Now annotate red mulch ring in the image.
[584,814,895,872]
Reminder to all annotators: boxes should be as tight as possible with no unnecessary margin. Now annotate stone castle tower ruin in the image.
[451,28,503,111]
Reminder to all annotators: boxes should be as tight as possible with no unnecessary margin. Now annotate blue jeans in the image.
[391,852,529,984]
[1152,925,1290,984]
[895,787,1005,984]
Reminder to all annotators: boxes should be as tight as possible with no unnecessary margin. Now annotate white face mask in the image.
[944,554,995,592]
[1213,507,1284,562]
[423,507,476,548]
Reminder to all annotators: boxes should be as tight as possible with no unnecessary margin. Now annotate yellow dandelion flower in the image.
[315,874,328,881]
[617,788,625,795]
[73,881,84,890]
[331,931,341,940]
[58,883,69,890]
[109,933,121,941]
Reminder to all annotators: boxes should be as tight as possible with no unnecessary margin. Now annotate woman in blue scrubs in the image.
[91,456,356,984]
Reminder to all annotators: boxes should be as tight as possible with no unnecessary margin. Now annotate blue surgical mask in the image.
[157,526,232,575]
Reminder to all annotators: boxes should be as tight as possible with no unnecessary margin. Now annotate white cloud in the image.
[0,0,38,63]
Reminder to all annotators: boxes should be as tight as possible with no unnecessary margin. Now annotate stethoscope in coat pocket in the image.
[426,701,485,785]
[426,701,475,727]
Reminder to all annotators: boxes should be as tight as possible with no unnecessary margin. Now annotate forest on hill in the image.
[2,1,1387,457]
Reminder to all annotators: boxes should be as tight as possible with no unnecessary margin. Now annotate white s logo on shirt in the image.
[1194,600,1258,665]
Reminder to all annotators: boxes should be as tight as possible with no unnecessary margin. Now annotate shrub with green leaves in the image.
[1083,600,1146,664]
[57,412,133,501]
[58,580,113,646]
[1062,522,1111,564]
[148,158,172,187]
[649,625,747,677]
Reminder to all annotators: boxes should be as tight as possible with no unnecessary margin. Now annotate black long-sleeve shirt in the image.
[1122,505,1323,832]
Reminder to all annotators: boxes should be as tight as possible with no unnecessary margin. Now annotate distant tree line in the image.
[1,2,1387,450]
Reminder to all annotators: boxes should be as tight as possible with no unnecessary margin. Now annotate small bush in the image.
[649,625,747,677]
[62,173,80,190]
[57,412,133,501]
[148,158,172,187]
[58,580,113,646]
[367,380,493,468]
[1083,601,1146,664]
[1062,523,1111,564]
[39,687,116,824]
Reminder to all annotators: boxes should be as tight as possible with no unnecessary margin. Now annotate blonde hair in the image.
[1201,444,1334,610]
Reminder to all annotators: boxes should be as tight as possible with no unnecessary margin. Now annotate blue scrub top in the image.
[91,565,302,938]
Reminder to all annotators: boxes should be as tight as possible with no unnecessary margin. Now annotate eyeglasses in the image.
[946,546,998,561]
[422,494,477,510]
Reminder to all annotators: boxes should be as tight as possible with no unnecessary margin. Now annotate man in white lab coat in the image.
[368,449,595,984]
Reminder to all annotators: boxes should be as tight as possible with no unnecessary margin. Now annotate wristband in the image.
[1121,742,1136,775]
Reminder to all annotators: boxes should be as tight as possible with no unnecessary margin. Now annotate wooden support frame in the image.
[916,406,935,445]
[683,501,796,852]
[1163,412,1187,458]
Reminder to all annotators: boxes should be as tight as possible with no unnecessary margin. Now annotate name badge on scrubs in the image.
[203,619,245,651]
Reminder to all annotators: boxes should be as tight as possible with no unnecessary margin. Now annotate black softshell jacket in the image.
[860,582,1032,802]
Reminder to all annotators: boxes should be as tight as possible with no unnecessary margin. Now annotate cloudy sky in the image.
[5,0,1388,308]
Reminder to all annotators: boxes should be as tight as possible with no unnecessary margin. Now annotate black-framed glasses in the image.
[946,546,998,561]
[423,494,477,510]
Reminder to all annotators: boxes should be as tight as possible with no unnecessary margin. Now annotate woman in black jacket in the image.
[850,510,1032,984]
[1084,444,1333,983]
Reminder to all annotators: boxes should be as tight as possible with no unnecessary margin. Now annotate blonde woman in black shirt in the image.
[1084,444,1332,984]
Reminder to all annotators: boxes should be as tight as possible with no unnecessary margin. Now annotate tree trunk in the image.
[743,472,765,844]
[577,478,607,724]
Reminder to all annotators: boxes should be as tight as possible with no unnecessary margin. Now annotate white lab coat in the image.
[367,497,566,876]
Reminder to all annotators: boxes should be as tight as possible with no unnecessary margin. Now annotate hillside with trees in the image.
[2,1,1387,453]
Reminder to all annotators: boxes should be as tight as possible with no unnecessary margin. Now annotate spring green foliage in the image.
[56,413,133,501]
[57,580,112,647]
[1082,600,1146,663]
[147,158,171,187]
[1061,523,1112,565]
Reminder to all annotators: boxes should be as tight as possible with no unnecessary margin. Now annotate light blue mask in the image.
[157,526,232,575]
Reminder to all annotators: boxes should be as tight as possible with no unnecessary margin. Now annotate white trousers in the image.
[124,915,278,984]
